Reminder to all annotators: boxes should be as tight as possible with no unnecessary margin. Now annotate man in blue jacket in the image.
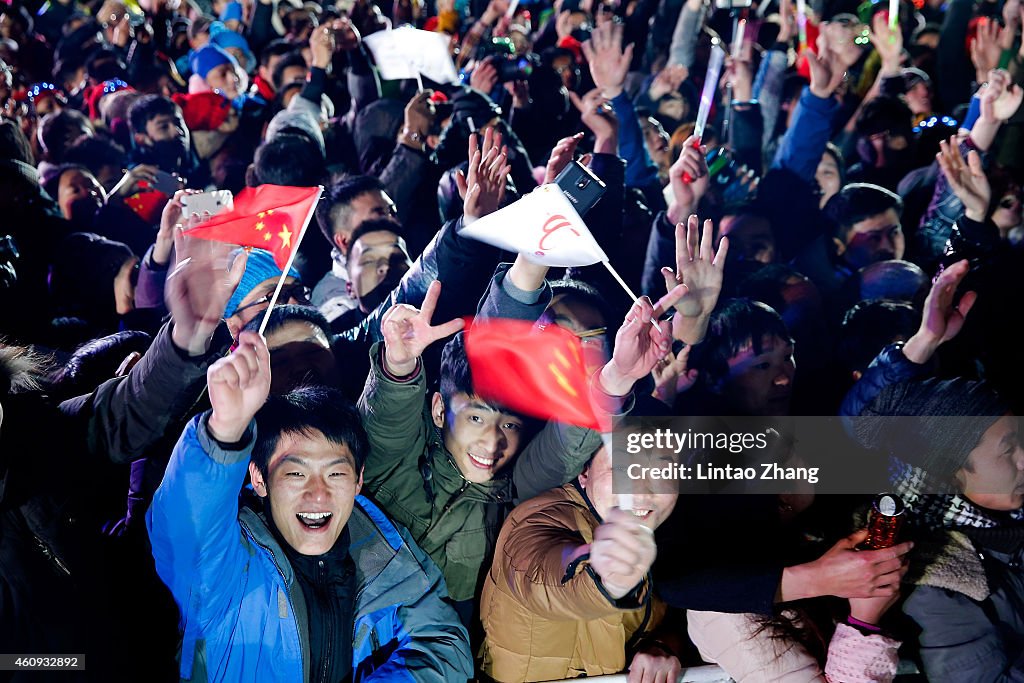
[148,330,473,682]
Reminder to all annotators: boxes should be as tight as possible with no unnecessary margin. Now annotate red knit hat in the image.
[171,92,231,131]
[557,36,584,63]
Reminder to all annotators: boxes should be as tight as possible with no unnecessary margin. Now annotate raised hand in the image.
[660,214,728,345]
[399,90,437,152]
[381,280,465,376]
[651,345,698,406]
[600,293,682,397]
[936,138,990,222]
[470,57,499,94]
[456,127,511,223]
[582,20,634,100]
[166,225,248,356]
[807,31,846,98]
[207,330,271,443]
[544,132,585,184]
[902,259,977,364]
[309,23,336,69]
[971,18,1003,82]
[869,10,903,76]
[567,88,619,154]
[113,163,160,198]
[589,507,658,599]
[667,135,709,223]
[649,64,689,101]
[153,189,195,267]
[979,69,1024,123]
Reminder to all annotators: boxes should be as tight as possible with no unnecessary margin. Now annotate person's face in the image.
[547,294,609,370]
[720,334,796,416]
[113,255,139,315]
[143,110,189,147]
[642,117,670,168]
[719,214,776,264]
[843,208,905,268]
[905,81,932,116]
[956,415,1024,512]
[227,276,307,336]
[815,154,841,208]
[34,95,62,118]
[225,47,249,73]
[249,431,363,556]
[431,391,524,483]
[915,31,940,49]
[206,62,240,99]
[346,230,410,306]
[657,96,686,124]
[57,168,105,220]
[280,64,308,88]
[0,14,23,40]
[552,56,578,91]
[578,446,678,529]
[334,191,398,252]
[992,190,1022,234]
[262,54,285,86]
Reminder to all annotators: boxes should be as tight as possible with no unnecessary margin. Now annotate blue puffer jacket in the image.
[148,413,474,683]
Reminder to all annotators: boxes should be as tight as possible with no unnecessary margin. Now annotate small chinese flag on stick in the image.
[464,317,607,431]
[184,185,321,269]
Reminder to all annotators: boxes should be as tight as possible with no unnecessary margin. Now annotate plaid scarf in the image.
[891,456,1024,531]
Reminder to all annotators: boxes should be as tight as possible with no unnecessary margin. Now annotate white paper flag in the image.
[459,184,609,267]
[363,26,459,84]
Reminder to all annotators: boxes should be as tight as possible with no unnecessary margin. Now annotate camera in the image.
[494,54,539,83]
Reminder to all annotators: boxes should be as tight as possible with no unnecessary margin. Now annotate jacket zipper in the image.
[245,529,306,678]
[34,535,71,577]
[425,481,470,536]
[318,559,331,683]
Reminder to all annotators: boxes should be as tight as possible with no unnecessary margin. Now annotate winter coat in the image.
[147,413,474,683]
[903,528,1024,682]
[480,483,666,682]
[356,343,600,603]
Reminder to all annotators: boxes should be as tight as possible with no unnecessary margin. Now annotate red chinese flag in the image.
[464,318,604,431]
[184,185,321,269]
[125,188,169,225]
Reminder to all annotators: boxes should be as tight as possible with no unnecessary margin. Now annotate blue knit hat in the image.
[189,44,237,81]
[219,2,244,23]
[224,249,301,318]
[209,22,255,73]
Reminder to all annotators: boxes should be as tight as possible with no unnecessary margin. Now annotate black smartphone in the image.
[554,160,606,216]
[150,170,184,195]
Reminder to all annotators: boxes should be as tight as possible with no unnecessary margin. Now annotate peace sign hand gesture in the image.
[381,281,466,376]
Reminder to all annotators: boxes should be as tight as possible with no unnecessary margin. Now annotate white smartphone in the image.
[181,190,234,220]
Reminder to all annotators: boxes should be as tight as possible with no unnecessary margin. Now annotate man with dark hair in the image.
[687,298,796,417]
[838,299,920,381]
[251,39,295,101]
[824,182,905,283]
[335,219,412,331]
[148,331,474,682]
[270,50,309,93]
[312,175,399,322]
[241,303,343,394]
[848,96,916,191]
[127,94,195,180]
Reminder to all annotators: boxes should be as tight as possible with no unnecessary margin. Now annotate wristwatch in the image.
[399,127,427,153]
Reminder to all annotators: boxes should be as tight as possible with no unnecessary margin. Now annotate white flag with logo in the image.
[363,26,459,84]
[459,184,609,267]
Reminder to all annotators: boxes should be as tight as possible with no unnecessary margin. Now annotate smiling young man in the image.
[148,331,473,683]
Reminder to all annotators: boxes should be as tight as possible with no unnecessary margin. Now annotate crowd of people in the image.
[2,0,1024,678]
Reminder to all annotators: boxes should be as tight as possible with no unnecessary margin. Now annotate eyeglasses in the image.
[231,282,311,317]
[999,196,1020,209]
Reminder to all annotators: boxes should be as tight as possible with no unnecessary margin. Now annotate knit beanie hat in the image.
[854,377,1010,479]
[224,248,301,318]
[189,44,237,81]
[209,22,255,73]
[171,92,231,131]
[219,2,244,23]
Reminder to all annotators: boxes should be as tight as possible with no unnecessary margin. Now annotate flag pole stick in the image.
[601,260,640,302]
[257,187,323,338]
